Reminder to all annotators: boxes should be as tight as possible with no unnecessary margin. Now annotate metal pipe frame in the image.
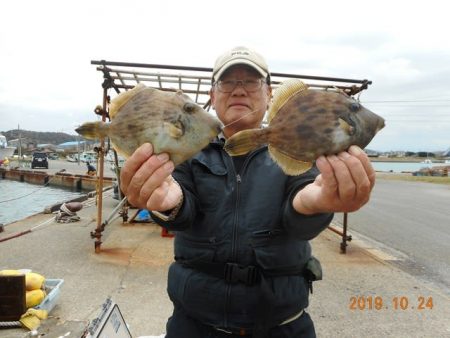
[328,212,352,253]
[89,59,370,252]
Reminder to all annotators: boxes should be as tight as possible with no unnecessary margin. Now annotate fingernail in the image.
[142,143,153,155]
[316,156,326,165]
[349,145,362,155]
[329,155,339,161]
[157,153,169,162]
[338,151,351,159]
[163,161,174,171]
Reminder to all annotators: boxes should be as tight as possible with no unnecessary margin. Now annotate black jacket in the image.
[153,139,333,329]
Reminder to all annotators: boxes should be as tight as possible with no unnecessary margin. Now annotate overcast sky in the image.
[1,0,449,152]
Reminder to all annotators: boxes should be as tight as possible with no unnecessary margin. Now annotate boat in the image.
[0,134,16,161]
[67,151,97,163]
[66,155,77,162]
[106,150,126,172]
[421,159,433,164]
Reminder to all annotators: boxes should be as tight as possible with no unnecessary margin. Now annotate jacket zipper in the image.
[231,173,242,260]
[231,153,256,261]
[224,156,239,328]
[224,148,262,328]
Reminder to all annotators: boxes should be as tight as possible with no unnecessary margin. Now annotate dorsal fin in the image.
[267,79,308,123]
[109,83,147,119]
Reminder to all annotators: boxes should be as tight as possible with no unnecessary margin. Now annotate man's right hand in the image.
[120,143,182,211]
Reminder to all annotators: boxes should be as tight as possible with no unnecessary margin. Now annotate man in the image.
[86,161,96,176]
[120,46,375,337]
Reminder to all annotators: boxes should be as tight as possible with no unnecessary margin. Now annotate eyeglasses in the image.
[216,78,266,93]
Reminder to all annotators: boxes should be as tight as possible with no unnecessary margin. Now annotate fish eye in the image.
[183,103,195,114]
[349,102,360,112]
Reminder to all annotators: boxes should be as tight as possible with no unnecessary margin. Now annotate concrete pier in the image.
[0,160,114,192]
[1,162,449,337]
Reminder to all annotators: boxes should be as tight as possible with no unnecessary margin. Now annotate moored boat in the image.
[0,134,16,161]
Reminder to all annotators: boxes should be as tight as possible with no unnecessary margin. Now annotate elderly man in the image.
[121,46,375,337]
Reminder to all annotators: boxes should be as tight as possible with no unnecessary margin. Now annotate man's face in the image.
[210,65,272,137]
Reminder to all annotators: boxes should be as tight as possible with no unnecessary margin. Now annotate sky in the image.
[1,0,449,153]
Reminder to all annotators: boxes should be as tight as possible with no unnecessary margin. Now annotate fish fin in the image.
[110,141,130,159]
[75,122,110,140]
[224,129,267,156]
[339,117,355,135]
[268,79,308,123]
[164,121,184,139]
[109,84,147,119]
[268,145,312,175]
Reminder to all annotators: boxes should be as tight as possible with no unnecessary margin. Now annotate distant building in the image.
[8,138,34,149]
[57,140,89,152]
[58,141,85,148]
[364,149,380,157]
[36,144,57,151]
[382,151,406,158]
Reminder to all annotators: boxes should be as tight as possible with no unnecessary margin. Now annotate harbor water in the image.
[370,161,448,173]
[0,179,84,225]
[0,160,446,225]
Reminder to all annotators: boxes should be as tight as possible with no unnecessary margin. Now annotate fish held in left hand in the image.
[224,79,385,175]
[75,84,222,166]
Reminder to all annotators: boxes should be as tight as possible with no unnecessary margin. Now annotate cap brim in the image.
[213,59,268,82]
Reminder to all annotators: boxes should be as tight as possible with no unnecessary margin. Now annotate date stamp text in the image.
[349,296,433,310]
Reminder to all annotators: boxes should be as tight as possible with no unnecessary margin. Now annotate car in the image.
[48,153,59,160]
[31,152,49,169]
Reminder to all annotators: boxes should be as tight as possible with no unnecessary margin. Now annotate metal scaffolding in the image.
[89,59,372,252]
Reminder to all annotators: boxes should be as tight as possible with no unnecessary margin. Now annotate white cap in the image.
[212,46,269,83]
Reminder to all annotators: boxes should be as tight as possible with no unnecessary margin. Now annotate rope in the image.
[0,184,50,203]
[0,190,114,243]
[0,321,21,328]
[0,217,55,243]
[222,109,258,130]
[0,169,66,204]
[55,203,81,223]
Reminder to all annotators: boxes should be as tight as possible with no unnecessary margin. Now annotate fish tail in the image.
[75,122,110,140]
[224,129,268,156]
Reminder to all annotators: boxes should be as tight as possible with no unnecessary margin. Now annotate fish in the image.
[224,79,385,175]
[75,84,222,166]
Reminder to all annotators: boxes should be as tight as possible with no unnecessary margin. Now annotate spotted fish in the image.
[76,84,222,165]
[224,79,385,175]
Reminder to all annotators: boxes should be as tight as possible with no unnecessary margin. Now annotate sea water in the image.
[0,180,84,225]
[370,161,447,173]
[1,161,443,224]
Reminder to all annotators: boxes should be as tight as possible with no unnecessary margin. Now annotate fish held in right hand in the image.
[76,84,222,166]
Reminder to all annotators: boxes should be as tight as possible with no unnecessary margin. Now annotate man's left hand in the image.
[293,145,376,215]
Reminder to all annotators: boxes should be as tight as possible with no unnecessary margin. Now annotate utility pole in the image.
[77,134,80,166]
[18,124,22,167]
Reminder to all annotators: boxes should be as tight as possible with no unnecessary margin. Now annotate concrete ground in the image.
[1,166,449,337]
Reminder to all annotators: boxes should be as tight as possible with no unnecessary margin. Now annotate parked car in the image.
[31,152,49,169]
[48,153,59,160]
